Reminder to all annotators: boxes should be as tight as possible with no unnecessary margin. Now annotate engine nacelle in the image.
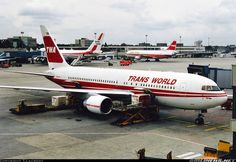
[135,56,141,60]
[83,95,112,115]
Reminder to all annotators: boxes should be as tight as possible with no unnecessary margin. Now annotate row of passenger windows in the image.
[68,77,118,84]
[68,77,175,90]
[123,82,176,90]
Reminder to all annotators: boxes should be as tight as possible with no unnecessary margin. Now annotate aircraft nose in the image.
[219,96,228,105]
[217,91,228,105]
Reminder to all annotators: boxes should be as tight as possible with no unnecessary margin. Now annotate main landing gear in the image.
[194,110,207,125]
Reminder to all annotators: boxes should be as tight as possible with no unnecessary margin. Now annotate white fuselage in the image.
[126,49,175,59]
[61,49,93,56]
[46,66,227,110]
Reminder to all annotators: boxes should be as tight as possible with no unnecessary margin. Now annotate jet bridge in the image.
[187,64,232,89]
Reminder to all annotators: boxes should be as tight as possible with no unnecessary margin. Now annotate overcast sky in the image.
[0,0,236,45]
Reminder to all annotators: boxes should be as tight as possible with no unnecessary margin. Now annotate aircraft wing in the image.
[0,59,10,61]
[0,85,134,96]
[4,71,54,77]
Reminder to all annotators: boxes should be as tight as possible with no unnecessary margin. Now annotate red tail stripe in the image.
[98,33,103,41]
[91,45,98,51]
[43,36,63,63]
[167,41,176,50]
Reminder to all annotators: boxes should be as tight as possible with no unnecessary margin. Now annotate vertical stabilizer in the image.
[40,25,69,70]
[88,33,104,54]
[167,40,177,50]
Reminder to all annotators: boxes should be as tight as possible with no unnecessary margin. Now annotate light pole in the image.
[94,33,97,40]
[20,32,24,48]
[208,37,210,46]
[179,36,182,54]
[145,34,148,49]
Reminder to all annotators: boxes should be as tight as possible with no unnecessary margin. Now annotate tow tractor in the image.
[199,140,232,159]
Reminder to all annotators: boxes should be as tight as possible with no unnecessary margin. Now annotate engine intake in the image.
[83,95,112,115]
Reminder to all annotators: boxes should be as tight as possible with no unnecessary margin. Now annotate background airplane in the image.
[37,33,104,65]
[126,40,177,61]
[0,26,227,125]
[60,32,104,57]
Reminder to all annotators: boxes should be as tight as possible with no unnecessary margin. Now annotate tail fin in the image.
[97,33,104,42]
[167,40,177,50]
[88,33,104,53]
[40,25,69,70]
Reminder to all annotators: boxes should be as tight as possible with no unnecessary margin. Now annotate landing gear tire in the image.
[155,106,160,119]
[195,116,204,125]
[156,106,160,114]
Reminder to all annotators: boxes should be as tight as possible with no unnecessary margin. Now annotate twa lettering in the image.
[128,76,177,85]
[46,47,56,53]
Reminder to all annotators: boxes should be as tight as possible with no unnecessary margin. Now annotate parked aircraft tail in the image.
[40,25,70,70]
[167,40,177,50]
[88,33,104,53]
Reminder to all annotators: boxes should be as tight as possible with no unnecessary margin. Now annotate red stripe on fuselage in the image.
[127,54,171,59]
[62,52,90,56]
[46,77,76,88]
[46,77,226,98]
[62,51,94,56]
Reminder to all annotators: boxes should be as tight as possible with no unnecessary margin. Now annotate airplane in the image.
[0,25,228,125]
[38,33,104,65]
[126,41,177,61]
[0,52,21,63]
[60,32,104,57]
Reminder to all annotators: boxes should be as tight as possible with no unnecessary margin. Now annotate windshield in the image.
[202,85,221,91]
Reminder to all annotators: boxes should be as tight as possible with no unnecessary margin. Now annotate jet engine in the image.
[83,95,113,115]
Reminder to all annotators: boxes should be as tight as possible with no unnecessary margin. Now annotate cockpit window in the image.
[202,85,221,91]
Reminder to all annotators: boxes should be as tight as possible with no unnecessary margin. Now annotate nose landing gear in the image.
[195,113,205,125]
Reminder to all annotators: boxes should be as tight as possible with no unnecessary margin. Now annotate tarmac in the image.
[0,57,234,159]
